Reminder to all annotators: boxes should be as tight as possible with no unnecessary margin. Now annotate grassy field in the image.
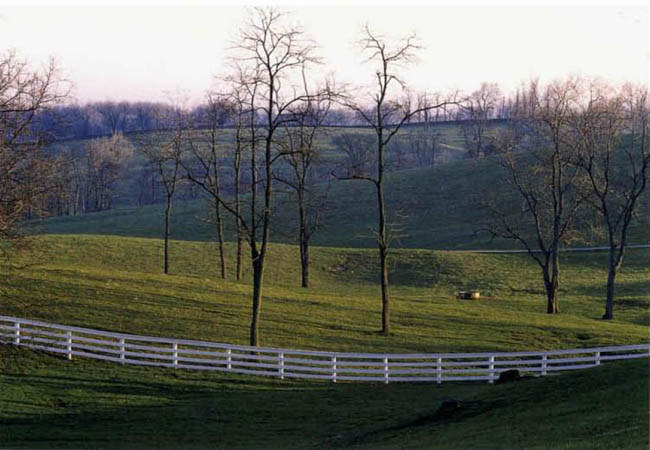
[1,234,647,353]
[30,154,650,250]
[7,121,647,450]
[1,231,648,449]
[1,344,647,449]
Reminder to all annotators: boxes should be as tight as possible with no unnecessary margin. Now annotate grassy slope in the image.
[31,153,650,249]
[9,124,647,450]
[0,345,647,450]
[48,123,469,208]
[1,235,647,353]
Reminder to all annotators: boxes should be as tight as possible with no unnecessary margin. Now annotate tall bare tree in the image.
[207,8,319,346]
[574,83,649,319]
[487,79,589,314]
[339,26,453,335]
[183,94,229,279]
[212,67,264,283]
[139,108,184,275]
[231,86,251,282]
[275,77,333,288]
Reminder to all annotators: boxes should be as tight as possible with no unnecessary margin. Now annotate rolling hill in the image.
[30,152,650,249]
[2,235,648,353]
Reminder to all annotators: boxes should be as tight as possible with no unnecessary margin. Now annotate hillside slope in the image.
[2,235,647,353]
[30,154,650,249]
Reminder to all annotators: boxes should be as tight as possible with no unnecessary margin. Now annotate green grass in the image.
[11,123,648,449]
[1,234,647,353]
[31,152,650,249]
[1,344,647,449]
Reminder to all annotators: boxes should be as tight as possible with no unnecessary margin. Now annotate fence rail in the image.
[1,315,648,384]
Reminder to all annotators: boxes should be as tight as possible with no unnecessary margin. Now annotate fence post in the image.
[488,356,495,384]
[14,322,20,345]
[383,358,389,384]
[119,338,125,365]
[331,356,337,383]
[172,342,178,369]
[278,353,285,380]
[595,351,601,366]
[226,348,232,371]
[541,353,547,376]
[436,357,442,384]
[66,331,73,361]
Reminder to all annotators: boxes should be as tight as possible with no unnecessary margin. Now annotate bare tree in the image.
[460,82,501,159]
[183,94,229,279]
[333,133,376,178]
[405,127,441,167]
[0,52,67,249]
[136,161,158,206]
[486,79,589,314]
[138,108,184,275]
[338,26,454,335]
[574,83,649,319]
[83,133,134,212]
[275,77,334,288]
[225,74,255,282]
[207,8,319,346]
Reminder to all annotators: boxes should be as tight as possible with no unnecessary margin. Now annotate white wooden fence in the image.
[1,315,648,384]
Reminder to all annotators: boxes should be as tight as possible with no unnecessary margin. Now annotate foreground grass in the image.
[0,345,647,449]
[1,235,647,353]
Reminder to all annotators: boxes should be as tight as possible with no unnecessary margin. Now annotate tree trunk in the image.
[248,85,274,347]
[380,243,390,334]
[543,254,559,314]
[377,180,390,335]
[300,233,309,288]
[164,195,172,275]
[603,245,623,320]
[545,280,559,314]
[250,250,264,347]
[603,267,616,320]
[234,164,242,282]
[214,201,226,279]
[298,200,309,288]
[236,234,243,281]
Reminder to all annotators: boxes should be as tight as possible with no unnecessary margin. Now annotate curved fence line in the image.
[1,315,648,384]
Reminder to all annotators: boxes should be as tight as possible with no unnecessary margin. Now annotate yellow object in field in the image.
[458,290,480,300]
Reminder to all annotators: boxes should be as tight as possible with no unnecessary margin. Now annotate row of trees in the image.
[30,89,498,142]
[33,101,180,139]
[42,134,135,216]
[487,79,648,319]
[1,8,647,348]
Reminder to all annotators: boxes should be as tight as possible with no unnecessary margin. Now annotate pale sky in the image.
[0,2,647,104]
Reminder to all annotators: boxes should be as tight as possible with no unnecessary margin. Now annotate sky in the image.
[0,1,647,105]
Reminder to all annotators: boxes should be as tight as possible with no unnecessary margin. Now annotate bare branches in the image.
[335,24,458,335]
[209,6,325,345]
[0,51,69,248]
[570,81,649,319]
[481,78,648,315]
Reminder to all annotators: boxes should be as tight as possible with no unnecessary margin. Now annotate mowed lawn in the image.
[0,344,647,449]
[1,234,647,353]
[0,235,648,449]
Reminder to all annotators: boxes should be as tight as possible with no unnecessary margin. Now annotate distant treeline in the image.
[33,82,535,141]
